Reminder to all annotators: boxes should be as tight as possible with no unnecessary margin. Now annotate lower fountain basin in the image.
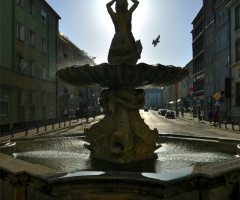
[0,135,237,174]
[1,134,239,200]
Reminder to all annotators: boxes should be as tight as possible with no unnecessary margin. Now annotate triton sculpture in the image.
[57,0,188,163]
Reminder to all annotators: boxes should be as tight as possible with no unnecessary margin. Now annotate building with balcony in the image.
[0,0,60,126]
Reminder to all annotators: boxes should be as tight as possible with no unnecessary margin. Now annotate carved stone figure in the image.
[107,0,142,65]
[84,89,161,163]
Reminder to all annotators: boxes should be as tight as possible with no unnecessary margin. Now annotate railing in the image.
[0,114,99,138]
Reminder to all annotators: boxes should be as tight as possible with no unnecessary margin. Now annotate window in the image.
[29,91,35,105]
[64,52,68,59]
[16,0,24,7]
[29,30,35,46]
[217,59,220,68]
[42,65,46,79]
[236,6,240,29]
[0,95,9,117]
[219,15,221,25]
[29,60,35,76]
[222,12,225,22]
[16,23,24,41]
[226,31,229,42]
[42,92,46,106]
[226,55,229,66]
[217,36,221,46]
[236,40,240,62]
[17,89,24,106]
[41,10,47,26]
[41,39,47,53]
[17,57,26,73]
[236,82,240,106]
[29,1,35,16]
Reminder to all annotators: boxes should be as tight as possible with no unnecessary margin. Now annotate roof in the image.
[41,0,61,19]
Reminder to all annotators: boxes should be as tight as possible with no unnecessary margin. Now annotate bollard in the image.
[37,123,39,133]
[232,120,235,130]
[25,123,28,136]
[11,128,14,138]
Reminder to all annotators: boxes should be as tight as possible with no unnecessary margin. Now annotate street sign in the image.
[196,99,201,106]
[213,93,221,100]
[214,100,220,106]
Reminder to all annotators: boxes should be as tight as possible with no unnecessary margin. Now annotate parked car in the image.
[158,109,162,115]
[160,109,167,116]
[165,110,175,118]
[144,107,148,112]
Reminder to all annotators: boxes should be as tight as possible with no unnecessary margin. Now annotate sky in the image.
[46,0,202,67]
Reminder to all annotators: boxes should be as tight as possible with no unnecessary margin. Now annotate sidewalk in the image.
[0,115,104,142]
[176,112,240,134]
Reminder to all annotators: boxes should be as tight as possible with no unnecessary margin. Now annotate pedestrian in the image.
[208,110,213,123]
[64,109,68,120]
[214,110,219,126]
[181,107,184,117]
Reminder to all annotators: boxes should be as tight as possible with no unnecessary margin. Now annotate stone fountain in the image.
[57,0,188,164]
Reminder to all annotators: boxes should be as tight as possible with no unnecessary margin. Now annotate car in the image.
[165,110,175,118]
[160,109,167,116]
[144,107,148,112]
[158,109,162,115]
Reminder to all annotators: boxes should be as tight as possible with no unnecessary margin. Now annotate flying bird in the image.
[152,35,160,47]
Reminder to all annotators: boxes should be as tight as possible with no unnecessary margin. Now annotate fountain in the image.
[57,0,188,164]
[0,1,239,199]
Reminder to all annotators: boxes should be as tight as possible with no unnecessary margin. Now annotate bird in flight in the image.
[152,35,160,47]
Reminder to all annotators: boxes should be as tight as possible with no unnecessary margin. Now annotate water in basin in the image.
[0,136,236,174]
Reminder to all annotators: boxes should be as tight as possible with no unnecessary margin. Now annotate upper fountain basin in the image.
[57,63,189,89]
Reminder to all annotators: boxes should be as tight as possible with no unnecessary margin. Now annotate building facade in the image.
[227,0,240,122]
[203,0,217,118]
[0,0,60,126]
[58,32,98,118]
[179,60,193,109]
[192,7,205,117]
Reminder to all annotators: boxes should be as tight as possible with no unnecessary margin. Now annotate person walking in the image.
[208,110,213,123]
[181,107,184,117]
[214,110,219,126]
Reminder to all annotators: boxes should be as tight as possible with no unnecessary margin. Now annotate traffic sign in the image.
[213,93,221,100]
[196,99,201,106]
[214,100,220,106]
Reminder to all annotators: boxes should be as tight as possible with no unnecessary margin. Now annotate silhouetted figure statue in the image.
[107,0,142,65]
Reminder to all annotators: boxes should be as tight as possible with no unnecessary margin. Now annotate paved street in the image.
[0,110,240,143]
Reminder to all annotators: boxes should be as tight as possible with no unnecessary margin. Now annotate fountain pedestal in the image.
[84,88,160,163]
[57,63,188,163]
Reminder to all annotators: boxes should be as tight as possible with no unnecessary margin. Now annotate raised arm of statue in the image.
[129,0,139,13]
[106,0,117,17]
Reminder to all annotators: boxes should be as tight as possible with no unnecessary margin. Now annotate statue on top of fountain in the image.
[107,0,142,65]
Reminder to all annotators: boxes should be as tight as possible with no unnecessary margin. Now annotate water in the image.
[0,136,236,174]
